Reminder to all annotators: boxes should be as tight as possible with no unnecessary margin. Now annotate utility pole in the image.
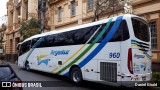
[40,0,45,33]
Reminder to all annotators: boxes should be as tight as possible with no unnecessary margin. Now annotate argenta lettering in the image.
[50,50,70,56]
[134,54,145,59]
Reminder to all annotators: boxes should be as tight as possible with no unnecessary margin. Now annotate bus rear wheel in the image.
[70,67,83,85]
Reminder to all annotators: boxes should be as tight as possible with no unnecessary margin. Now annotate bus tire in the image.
[70,67,83,85]
[25,64,30,71]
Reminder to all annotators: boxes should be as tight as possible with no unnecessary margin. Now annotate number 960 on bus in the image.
[109,53,120,58]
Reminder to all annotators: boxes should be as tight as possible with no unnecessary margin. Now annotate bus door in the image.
[131,18,152,79]
[30,38,41,70]
[18,40,31,68]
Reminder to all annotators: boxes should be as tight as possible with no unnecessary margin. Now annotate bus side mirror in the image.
[17,45,19,50]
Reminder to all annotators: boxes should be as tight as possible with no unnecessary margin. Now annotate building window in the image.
[71,0,76,16]
[58,6,62,21]
[149,21,157,50]
[87,0,93,10]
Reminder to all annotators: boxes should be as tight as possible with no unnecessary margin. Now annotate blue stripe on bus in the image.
[64,16,123,76]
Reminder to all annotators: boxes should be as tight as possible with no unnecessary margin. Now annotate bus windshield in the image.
[132,17,150,42]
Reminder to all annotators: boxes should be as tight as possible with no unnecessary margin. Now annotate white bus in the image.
[17,14,152,86]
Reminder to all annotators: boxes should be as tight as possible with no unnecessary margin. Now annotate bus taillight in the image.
[128,48,133,74]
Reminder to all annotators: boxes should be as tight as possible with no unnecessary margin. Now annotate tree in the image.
[93,0,127,21]
[19,17,41,41]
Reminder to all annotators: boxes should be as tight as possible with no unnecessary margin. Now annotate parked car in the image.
[0,61,23,90]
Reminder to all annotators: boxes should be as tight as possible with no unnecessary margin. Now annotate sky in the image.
[0,0,9,17]
[0,0,8,26]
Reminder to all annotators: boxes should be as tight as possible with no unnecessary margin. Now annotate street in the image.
[7,63,158,90]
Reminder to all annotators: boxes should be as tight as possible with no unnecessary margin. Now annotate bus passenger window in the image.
[45,35,55,47]
[88,24,105,43]
[63,32,74,45]
[109,20,129,42]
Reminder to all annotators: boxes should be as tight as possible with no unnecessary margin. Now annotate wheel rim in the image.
[73,71,80,82]
[26,65,29,70]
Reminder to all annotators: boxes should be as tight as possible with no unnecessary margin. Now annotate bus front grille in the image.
[100,62,117,82]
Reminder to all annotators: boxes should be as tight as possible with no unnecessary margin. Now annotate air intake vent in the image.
[100,62,117,82]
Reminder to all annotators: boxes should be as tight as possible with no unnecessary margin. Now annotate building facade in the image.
[6,0,39,61]
[6,0,160,62]
[47,0,124,30]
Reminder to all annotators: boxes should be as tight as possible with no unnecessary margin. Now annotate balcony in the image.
[132,0,151,5]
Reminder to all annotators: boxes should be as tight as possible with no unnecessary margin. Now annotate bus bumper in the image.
[121,72,152,87]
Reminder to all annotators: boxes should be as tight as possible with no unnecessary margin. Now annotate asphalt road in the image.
[8,63,159,90]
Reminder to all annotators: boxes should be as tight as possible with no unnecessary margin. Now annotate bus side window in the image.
[85,25,102,43]
[102,22,115,42]
[54,33,65,46]
[20,40,31,55]
[74,24,103,44]
[45,32,73,47]
[90,22,114,43]
[45,35,55,47]
[67,30,76,45]
[90,23,107,43]
[63,32,74,45]
[39,37,49,48]
[122,20,130,40]
[74,28,90,44]
[109,20,129,42]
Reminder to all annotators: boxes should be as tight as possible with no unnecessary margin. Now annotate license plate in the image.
[142,76,146,81]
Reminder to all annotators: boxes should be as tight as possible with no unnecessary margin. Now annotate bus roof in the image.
[23,14,138,43]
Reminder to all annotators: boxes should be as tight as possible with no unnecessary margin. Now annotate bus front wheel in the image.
[70,67,83,85]
[25,63,30,71]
